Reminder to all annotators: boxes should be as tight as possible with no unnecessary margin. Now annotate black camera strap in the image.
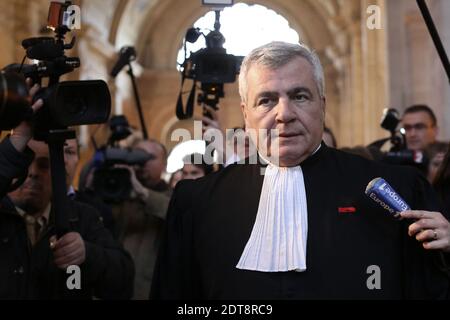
[176,74,196,120]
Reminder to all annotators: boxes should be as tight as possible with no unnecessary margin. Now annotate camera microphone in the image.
[365,177,410,217]
[110,46,136,78]
[22,38,64,60]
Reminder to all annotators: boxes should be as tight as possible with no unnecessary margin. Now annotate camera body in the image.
[92,115,153,203]
[0,1,111,139]
[185,43,242,85]
[177,10,243,119]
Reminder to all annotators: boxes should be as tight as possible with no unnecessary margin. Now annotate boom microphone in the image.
[110,46,136,78]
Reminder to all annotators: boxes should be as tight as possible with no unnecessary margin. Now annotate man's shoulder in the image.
[329,147,419,178]
[329,147,377,166]
[173,163,253,200]
[66,198,103,223]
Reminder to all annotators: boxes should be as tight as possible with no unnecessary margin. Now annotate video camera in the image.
[92,115,153,203]
[176,5,243,120]
[0,1,111,237]
[367,108,427,170]
[0,1,110,139]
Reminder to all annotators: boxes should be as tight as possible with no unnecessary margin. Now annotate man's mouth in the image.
[278,132,300,138]
[22,184,41,193]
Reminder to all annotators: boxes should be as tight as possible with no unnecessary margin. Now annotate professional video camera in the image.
[92,115,153,203]
[176,5,243,120]
[367,108,427,170]
[0,1,110,138]
[0,1,111,237]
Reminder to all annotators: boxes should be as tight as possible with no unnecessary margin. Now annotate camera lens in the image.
[93,167,132,203]
[66,97,88,116]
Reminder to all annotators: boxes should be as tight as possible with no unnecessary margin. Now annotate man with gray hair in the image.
[151,41,449,299]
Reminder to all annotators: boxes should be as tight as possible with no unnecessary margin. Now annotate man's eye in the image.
[294,94,309,102]
[258,98,273,106]
[64,149,75,155]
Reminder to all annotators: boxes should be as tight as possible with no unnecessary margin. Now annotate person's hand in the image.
[9,79,43,152]
[399,210,450,253]
[50,232,86,269]
[199,105,225,155]
[201,105,221,135]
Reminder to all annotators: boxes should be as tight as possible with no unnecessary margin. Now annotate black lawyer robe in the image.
[151,143,449,299]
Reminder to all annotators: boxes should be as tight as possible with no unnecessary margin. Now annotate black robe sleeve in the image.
[150,179,201,299]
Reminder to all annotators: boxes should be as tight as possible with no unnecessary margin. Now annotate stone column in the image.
[0,1,15,68]
[360,0,389,145]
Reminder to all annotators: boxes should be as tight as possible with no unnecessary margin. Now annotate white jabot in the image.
[236,145,321,273]
[236,164,309,272]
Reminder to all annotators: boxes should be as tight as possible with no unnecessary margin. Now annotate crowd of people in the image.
[1,41,449,300]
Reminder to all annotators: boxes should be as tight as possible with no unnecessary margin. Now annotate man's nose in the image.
[28,162,40,178]
[407,128,418,136]
[275,98,296,123]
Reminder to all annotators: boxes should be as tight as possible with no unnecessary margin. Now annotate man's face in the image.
[241,57,325,166]
[135,141,166,188]
[8,140,52,215]
[182,164,205,180]
[64,139,79,187]
[402,112,437,151]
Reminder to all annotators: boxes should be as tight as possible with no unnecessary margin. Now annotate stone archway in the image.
[109,0,352,148]
[77,0,390,149]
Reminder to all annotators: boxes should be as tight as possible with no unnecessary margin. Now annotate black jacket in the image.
[0,138,134,299]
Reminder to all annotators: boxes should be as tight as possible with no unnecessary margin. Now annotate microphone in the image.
[365,177,410,217]
[22,37,64,60]
[110,46,136,78]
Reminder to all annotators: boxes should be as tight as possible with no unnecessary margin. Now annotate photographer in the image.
[133,139,171,196]
[0,83,42,195]
[401,105,438,152]
[0,85,134,300]
[79,120,170,299]
[106,161,169,300]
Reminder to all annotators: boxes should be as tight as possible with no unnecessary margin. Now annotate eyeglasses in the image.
[402,123,433,132]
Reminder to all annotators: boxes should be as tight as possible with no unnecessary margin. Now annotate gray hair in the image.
[238,41,325,104]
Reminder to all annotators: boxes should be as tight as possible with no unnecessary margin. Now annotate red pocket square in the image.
[338,207,356,213]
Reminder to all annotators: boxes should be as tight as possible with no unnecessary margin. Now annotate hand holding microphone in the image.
[366,177,450,252]
[399,210,450,253]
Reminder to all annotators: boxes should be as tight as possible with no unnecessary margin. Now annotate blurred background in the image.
[1,0,449,173]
